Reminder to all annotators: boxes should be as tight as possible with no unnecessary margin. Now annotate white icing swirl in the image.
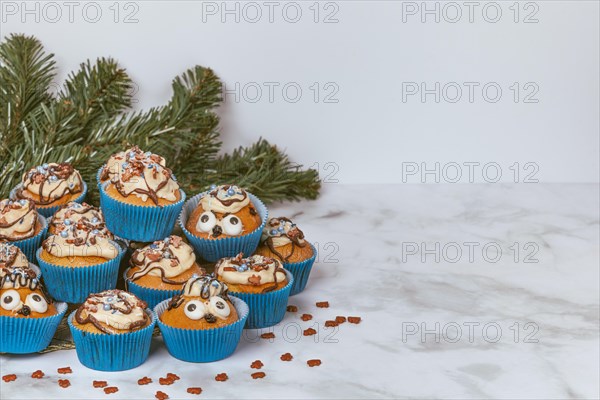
[102,147,166,182]
[19,162,83,204]
[77,290,148,332]
[43,221,119,259]
[0,243,29,269]
[0,198,37,240]
[182,275,228,297]
[261,217,306,247]
[129,235,196,280]
[106,146,179,203]
[52,202,106,229]
[215,254,286,287]
[200,184,250,214]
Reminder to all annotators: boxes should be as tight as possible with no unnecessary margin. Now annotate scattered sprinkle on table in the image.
[325,320,339,327]
[138,377,152,385]
[251,360,264,369]
[93,380,108,388]
[303,328,317,336]
[348,316,362,324]
[260,332,275,339]
[215,373,228,382]
[286,305,298,312]
[307,359,322,367]
[187,387,202,395]
[280,353,293,361]
[58,379,71,388]
[57,367,72,374]
[301,314,313,321]
[2,374,16,382]
[155,391,169,400]
[31,370,44,379]
[335,316,347,324]
[251,372,266,379]
[104,386,119,394]
[316,301,329,308]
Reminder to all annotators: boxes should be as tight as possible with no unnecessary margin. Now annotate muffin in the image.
[214,253,292,328]
[0,242,41,281]
[255,217,317,295]
[155,274,249,362]
[49,201,108,235]
[12,162,87,217]
[36,216,124,303]
[98,146,185,241]
[68,289,156,371]
[180,184,268,262]
[125,235,206,308]
[0,198,48,260]
[0,266,67,353]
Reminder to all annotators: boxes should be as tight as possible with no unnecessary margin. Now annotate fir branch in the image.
[0,34,56,149]
[210,138,321,203]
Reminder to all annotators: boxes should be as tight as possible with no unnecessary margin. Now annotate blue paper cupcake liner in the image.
[179,192,268,262]
[124,268,182,309]
[229,270,293,329]
[10,182,88,218]
[35,242,125,304]
[68,309,156,371]
[7,215,48,261]
[154,295,249,363]
[0,302,67,354]
[96,165,104,188]
[99,182,186,242]
[284,244,317,296]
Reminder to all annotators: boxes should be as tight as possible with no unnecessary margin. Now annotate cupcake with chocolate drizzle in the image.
[124,235,206,308]
[99,146,186,242]
[255,217,317,295]
[12,162,86,217]
[0,261,67,354]
[180,184,267,262]
[214,253,292,329]
[68,289,156,371]
[0,198,48,260]
[36,213,124,303]
[155,274,249,362]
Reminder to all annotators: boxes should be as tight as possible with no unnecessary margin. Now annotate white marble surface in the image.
[1,183,599,399]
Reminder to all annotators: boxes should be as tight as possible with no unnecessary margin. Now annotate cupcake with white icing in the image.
[124,235,206,308]
[180,184,267,262]
[214,253,292,329]
[68,289,156,371]
[98,146,186,242]
[0,243,41,283]
[154,274,249,362]
[11,162,87,217]
[36,214,124,303]
[255,217,317,295]
[0,198,48,260]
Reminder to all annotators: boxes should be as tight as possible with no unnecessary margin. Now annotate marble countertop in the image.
[1,183,599,399]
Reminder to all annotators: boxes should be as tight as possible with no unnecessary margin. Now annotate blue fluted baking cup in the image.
[0,302,67,354]
[7,215,48,261]
[154,295,249,363]
[35,241,125,304]
[10,182,88,218]
[96,165,104,188]
[229,270,293,329]
[124,268,181,309]
[285,244,317,296]
[179,191,268,262]
[99,182,186,242]
[68,309,156,371]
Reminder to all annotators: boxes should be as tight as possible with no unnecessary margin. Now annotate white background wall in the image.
[1,0,598,184]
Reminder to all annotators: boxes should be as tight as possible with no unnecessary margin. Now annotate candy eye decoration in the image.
[222,215,243,236]
[208,297,231,319]
[1,290,22,311]
[196,211,217,233]
[184,300,206,320]
[25,293,48,313]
